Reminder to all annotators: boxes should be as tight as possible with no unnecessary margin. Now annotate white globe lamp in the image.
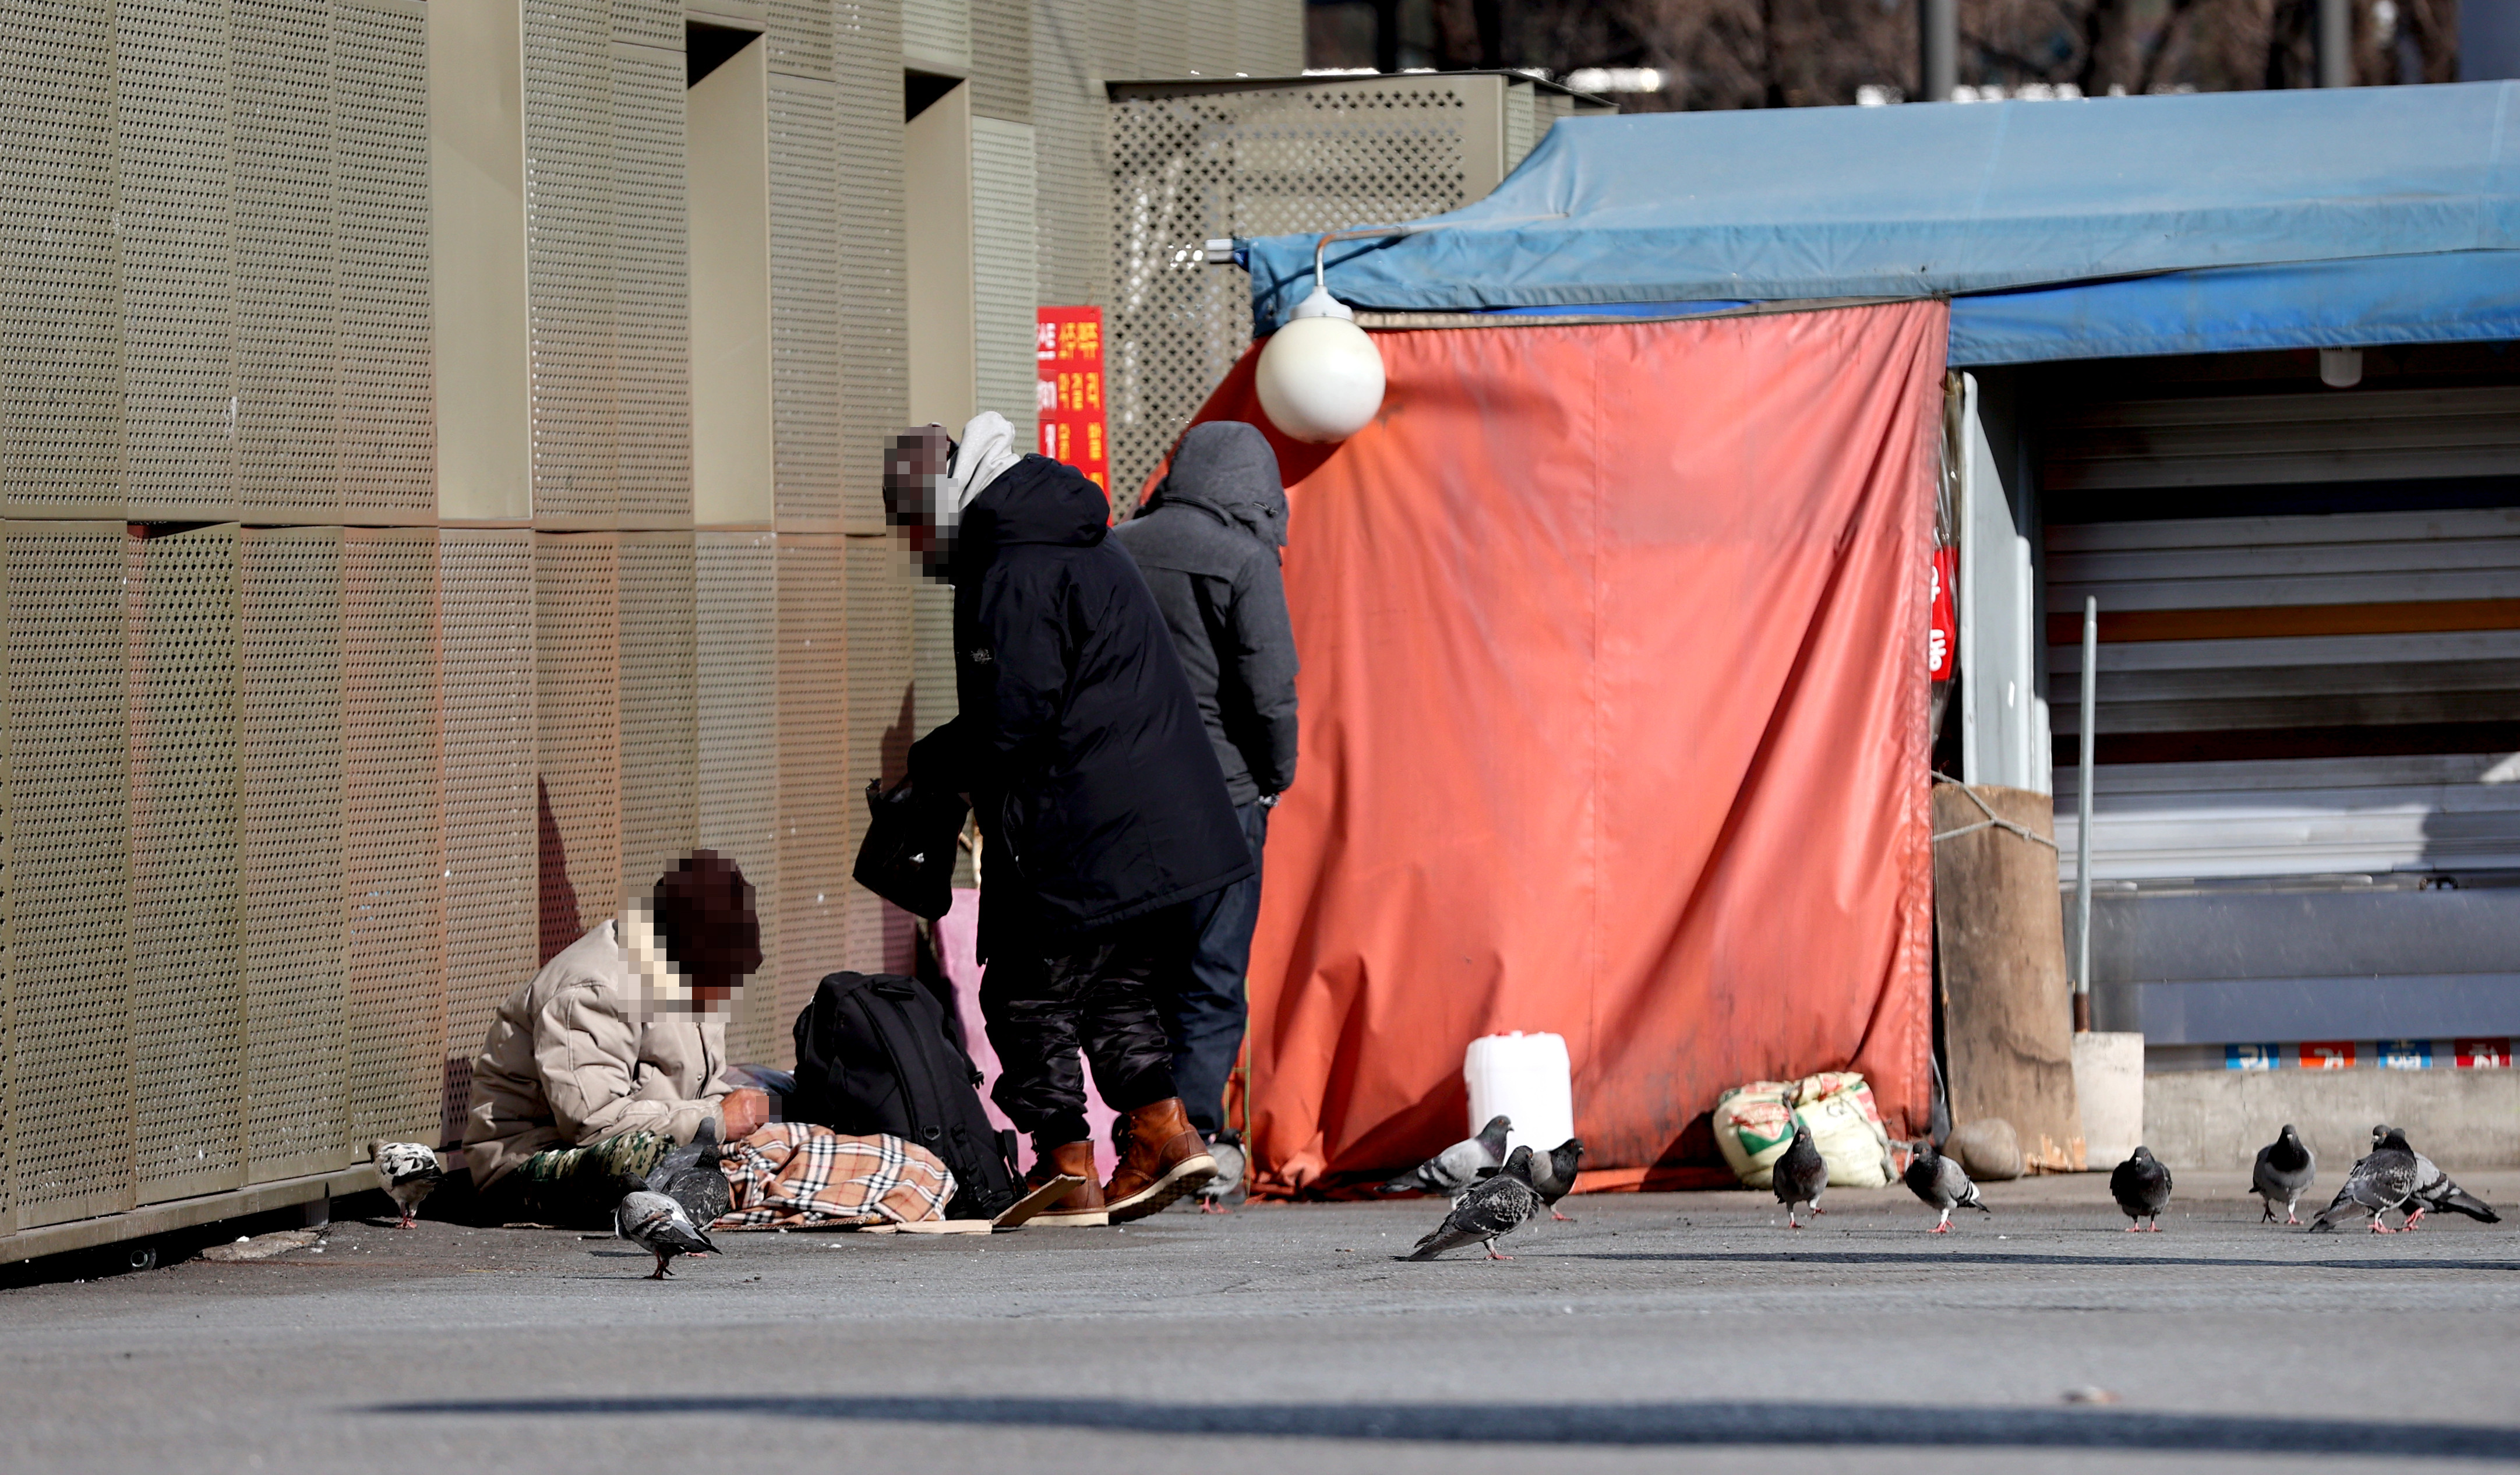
[1254,281,1385,444]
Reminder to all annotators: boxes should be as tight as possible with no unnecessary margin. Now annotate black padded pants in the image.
[980,902,1195,1151]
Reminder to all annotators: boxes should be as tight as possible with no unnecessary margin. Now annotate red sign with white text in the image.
[1928,545,1956,680]
[1036,306,1109,495]
[2299,1040,2356,1070]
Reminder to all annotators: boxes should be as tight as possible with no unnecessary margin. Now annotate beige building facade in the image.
[0,0,1301,1259]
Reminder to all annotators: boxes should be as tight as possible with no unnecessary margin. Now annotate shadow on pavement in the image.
[366,1395,2520,1459]
[1559,1249,2520,1273]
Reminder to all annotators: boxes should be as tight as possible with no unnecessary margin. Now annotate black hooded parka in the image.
[912,453,1253,957]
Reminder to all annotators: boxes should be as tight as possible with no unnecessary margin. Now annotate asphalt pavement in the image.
[2,1168,2514,1474]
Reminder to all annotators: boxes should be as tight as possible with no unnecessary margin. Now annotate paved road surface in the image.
[3,1169,2513,1474]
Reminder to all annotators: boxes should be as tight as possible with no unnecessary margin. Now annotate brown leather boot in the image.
[1027,1141,1108,1227]
[1102,1098,1217,1224]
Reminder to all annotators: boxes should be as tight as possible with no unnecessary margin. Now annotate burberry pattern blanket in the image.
[714,1124,955,1229]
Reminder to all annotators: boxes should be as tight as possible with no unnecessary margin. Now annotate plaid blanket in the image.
[713,1124,956,1230]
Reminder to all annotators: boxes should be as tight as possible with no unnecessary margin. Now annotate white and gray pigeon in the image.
[1404,1146,1543,1261]
[2251,1124,2316,1226]
[645,1119,731,1231]
[1379,1114,1512,1197]
[2109,1145,2172,1232]
[2309,1127,2420,1234]
[1771,1121,1828,1230]
[372,1143,444,1229]
[2377,1124,2500,1230]
[1524,1138,1585,1222]
[1901,1139,1989,1233]
[617,1189,718,1279]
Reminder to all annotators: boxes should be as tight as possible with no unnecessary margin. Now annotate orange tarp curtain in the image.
[1176,301,1949,1195]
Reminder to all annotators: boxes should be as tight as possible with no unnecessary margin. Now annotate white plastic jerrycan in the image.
[1463,1032,1575,1158]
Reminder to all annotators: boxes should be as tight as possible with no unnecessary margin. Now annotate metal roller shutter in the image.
[2044,378,2520,1057]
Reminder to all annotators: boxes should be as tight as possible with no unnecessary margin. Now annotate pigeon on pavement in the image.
[1379,1114,1512,1197]
[2110,1145,2172,1232]
[2309,1127,2420,1234]
[1901,1139,1989,1233]
[1772,1121,1828,1230]
[1194,1135,1248,1214]
[617,1188,718,1279]
[372,1143,444,1229]
[2251,1125,2316,1226]
[2378,1124,2500,1230]
[645,1120,731,1230]
[1525,1138,1585,1222]
[1404,1146,1543,1261]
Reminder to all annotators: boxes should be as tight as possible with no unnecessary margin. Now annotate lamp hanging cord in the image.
[1928,772,2059,849]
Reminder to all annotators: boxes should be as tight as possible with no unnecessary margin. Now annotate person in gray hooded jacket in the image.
[1113,421,1299,1169]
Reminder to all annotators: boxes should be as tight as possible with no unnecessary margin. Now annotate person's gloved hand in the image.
[718,1087,771,1144]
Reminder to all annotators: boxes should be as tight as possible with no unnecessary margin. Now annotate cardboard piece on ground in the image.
[1931,782,2085,1171]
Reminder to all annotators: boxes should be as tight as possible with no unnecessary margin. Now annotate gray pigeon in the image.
[372,1142,444,1229]
[1771,1121,1828,1230]
[2309,1127,2420,1234]
[645,1120,731,1231]
[1379,1114,1512,1197]
[616,1189,718,1279]
[2251,1125,2316,1226]
[1524,1138,1585,1222]
[2109,1145,2172,1231]
[1404,1146,1543,1261]
[1901,1139,1989,1233]
[2378,1124,2500,1230]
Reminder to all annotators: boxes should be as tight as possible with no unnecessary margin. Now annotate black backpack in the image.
[789,971,1021,1220]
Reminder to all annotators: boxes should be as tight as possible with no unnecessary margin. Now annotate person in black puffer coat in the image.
[885,412,1248,1227]
[1114,422,1298,1185]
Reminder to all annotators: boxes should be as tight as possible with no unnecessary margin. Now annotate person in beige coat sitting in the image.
[464,850,772,1224]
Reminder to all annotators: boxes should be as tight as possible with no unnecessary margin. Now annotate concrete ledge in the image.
[0,1166,377,1265]
[2144,1067,2520,1172]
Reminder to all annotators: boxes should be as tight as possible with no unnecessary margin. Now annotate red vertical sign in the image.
[1928,545,1957,680]
[1036,306,1109,495]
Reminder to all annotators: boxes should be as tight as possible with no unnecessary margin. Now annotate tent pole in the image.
[2073,595,2097,1032]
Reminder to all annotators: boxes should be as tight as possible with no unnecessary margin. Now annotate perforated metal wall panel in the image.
[901,0,970,68]
[610,0,679,50]
[776,535,846,1026]
[525,0,619,523]
[437,530,535,1148]
[611,46,692,525]
[967,0,1028,121]
[768,80,840,525]
[2,0,125,519]
[844,538,915,972]
[536,531,622,954]
[619,532,696,893]
[1237,0,1303,75]
[832,5,905,529]
[238,526,347,1180]
[1107,79,1478,504]
[1186,0,1235,80]
[911,577,955,740]
[7,523,131,1227]
[335,0,435,520]
[697,532,782,1064]
[341,528,443,1149]
[770,0,833,80]
[116,0,238,523]
[971,118,1039,454]
[234,0,342,520]
[127,525,245,1205]
[1030,0,1103,311]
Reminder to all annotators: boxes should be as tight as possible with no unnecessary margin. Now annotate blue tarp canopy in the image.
[1244,82,2520,364]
